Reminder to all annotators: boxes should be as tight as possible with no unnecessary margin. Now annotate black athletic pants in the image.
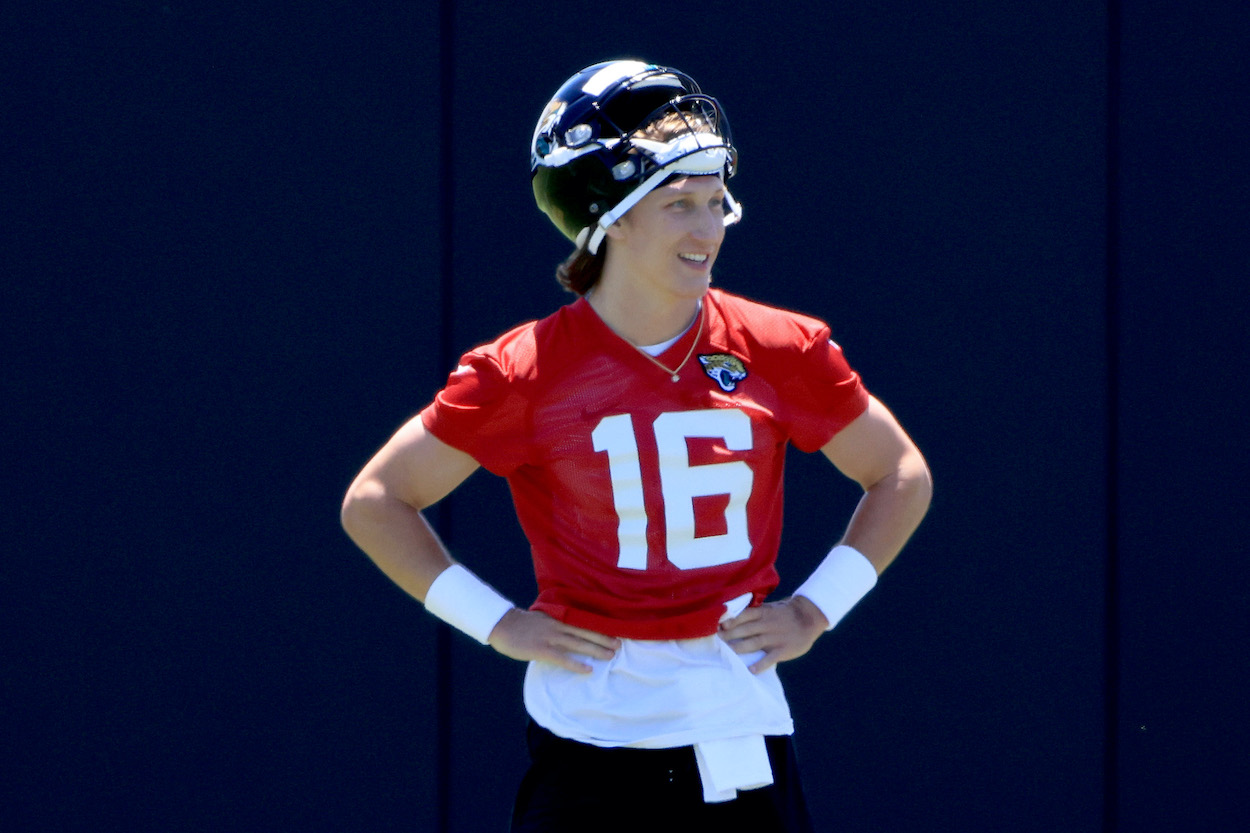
[510,721,817,832]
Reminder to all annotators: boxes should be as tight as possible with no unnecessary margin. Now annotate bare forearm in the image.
[340,484,453,602]
[342,477,620,672]
[841,453,932,573]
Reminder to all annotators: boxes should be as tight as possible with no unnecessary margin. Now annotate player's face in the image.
[608,175,727,302]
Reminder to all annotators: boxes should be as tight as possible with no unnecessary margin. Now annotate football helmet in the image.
[531,60,741,254]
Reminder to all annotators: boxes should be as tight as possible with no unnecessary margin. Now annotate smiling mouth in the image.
[678,253,709,264]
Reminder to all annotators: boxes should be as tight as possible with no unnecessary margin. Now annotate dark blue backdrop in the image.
[6,2,1247,831]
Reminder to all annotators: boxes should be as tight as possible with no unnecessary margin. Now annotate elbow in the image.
[910,452,934,518]
[880,443,932,521]
[340,488,361,542]
[341,476,427,547]
[340,478,380,543]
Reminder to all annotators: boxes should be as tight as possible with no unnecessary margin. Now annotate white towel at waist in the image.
[524,593,790,802]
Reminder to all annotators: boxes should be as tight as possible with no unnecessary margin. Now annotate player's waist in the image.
[530,583,773,640]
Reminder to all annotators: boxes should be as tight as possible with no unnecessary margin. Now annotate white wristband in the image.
[794,544,878,631]
[423,564,516,645]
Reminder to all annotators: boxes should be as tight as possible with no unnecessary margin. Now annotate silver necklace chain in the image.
[633,302,704,382]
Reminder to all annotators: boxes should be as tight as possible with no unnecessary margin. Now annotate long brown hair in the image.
[556,243,606,295]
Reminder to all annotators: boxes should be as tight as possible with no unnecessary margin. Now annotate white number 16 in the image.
[591,409,753,571]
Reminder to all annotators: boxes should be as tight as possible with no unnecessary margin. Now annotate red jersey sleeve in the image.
[419,349,532,476]
[781,329,870,452]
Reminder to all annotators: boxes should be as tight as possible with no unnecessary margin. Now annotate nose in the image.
[691,203,726,244]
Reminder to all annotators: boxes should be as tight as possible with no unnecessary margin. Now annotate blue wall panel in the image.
[1116,2,1250,829]
[7,1,1247,831]
[7,4,445,830]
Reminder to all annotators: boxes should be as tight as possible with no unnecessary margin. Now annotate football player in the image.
[341,60,932,831]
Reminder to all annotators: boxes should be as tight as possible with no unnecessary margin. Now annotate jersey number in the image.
[591,409,753,571]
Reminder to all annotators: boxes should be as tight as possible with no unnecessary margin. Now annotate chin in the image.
[675,268,713,292]
[672,281,711,302]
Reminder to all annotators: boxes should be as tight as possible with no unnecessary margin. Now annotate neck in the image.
[586,280,705,347]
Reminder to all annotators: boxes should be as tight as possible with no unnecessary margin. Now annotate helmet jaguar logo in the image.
[698,353,748,392]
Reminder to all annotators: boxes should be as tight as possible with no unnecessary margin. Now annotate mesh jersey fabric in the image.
[420,288,869,640]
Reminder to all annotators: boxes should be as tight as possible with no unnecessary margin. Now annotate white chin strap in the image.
[583,134,742,255]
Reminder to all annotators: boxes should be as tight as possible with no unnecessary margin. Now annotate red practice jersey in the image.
[420,289,869,640]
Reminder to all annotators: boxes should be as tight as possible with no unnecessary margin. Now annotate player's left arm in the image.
[720,395,932,672]
[818,394,933,573]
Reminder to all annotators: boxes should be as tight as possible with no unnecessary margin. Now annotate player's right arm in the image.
[340,415,618,672]
[341,414,479,600]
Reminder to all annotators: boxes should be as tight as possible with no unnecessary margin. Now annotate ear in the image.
[603,215,629,241]
[600,207,630,240]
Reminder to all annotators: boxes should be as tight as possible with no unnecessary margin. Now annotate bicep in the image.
[350,414,481,510]
[820,396,925,489]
